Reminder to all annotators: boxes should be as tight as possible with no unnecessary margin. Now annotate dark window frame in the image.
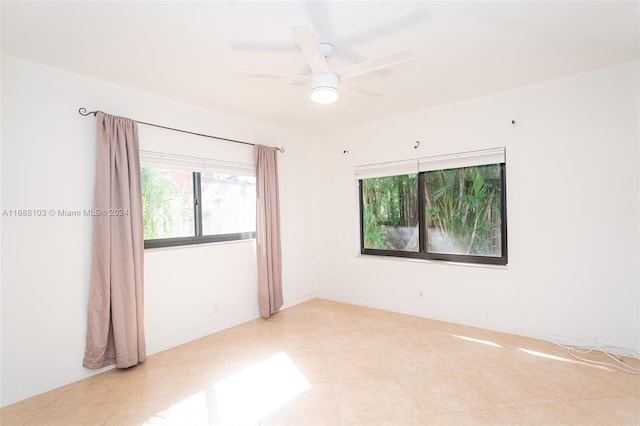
[143,170,256,249]
[359,163,507,266]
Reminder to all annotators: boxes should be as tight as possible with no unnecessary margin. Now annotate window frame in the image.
[143,169,256,250]
[359,163,507,266]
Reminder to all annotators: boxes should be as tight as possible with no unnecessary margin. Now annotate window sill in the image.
[356,254,509,270]
[144,238,255,252]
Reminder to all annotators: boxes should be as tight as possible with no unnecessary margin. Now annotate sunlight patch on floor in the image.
[213,352,310,425]
[142,352,309,426]
[518,347,574,362]
[452,334,503,348]
[144,392,209,425]
[518,347,617,371]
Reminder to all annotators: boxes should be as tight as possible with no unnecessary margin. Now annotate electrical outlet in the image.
[417,290,424,300]
[213,301,220,313]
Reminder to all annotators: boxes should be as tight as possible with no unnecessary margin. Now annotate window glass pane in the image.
[361,174,419,251]
[141,167,195,239]
[424,164,502,257]
[201,172,256,235]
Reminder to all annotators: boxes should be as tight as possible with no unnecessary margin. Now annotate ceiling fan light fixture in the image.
[311,86,339,104]
[310,72,339,104]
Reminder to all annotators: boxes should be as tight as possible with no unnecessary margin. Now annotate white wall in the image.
[312,61,640,353]
[0,55,316,406]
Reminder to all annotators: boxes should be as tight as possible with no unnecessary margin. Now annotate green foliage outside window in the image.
[141,167,193,240]
[361,174,418,250]
[425,165,501,256]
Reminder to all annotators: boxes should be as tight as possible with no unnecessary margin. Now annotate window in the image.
[361,174,419,252]
[358,148,507,265]
[141,152,256,249]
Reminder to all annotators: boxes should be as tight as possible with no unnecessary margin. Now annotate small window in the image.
[200,171,256,236]
[358,149,507,265]
[141,168,196,239]
[141,153,256,249]
[424,164,504,259]
[361,174,419,252]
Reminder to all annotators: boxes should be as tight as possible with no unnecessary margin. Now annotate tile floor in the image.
[1,299,639,425]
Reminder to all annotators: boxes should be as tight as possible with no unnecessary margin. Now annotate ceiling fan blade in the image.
[235,72,308,82]
[341,81,381,98]
[291,25,328,73]
[336,49,416,80]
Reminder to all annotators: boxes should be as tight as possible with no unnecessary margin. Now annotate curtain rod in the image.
[78,108,284,153]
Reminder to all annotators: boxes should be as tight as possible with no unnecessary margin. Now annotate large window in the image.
[358,148,507,265]
[141,153,256,249]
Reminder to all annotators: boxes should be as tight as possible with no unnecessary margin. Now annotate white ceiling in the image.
[2,1,639,132]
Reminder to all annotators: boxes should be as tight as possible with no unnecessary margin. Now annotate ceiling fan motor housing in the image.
[311,72,339,90]
[310,72,340,103]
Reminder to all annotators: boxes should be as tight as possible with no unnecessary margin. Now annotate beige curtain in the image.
[255,145,283,318]
[83,112,146,369]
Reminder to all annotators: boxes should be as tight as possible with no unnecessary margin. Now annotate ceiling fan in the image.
[235,25,416,104]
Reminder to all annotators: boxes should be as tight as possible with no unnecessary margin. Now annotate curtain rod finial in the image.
[78,107,97,117]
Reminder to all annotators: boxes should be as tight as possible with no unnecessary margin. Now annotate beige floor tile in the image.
[261,382,342,426]
[314,316,362,335]
[590,365,640,398]
[356,311,422,333]
[223,317,273,337]
[397,370,492,415]
[346,419,429,426]
[147,338,221,367]
[212,333,277,362]
[107,393,215,426]
[430,404,597,426]
[515,360,631,401]
[288,354,331,383]
[203,355,319,425]
[505,339,619,368]
[202,358,271,390]
[388,419,430,426]
[359,322,416,340]
[319,330,374,353]
[0,386,69,417]
[364,326,454,348]
[374,341,449,375]
[55,379,142,408]
[343,421,396,426]
[268,308,313,326]
[431,339,511,370]
[457,367,555,408]
[270,317,318,337]
[420,413,460,425]
[332,376,421,424]
[24,402,117,426]
[271,333,324,355]
[139,362,208,400]
[0,407,41,426]
[400,327,459,346]
[493,402,601,425]
[496,345,578,367]
[572,396,640,425]
[323,349,392,380]
[449,326,528,349]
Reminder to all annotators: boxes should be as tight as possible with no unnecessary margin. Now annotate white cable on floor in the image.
[554,341,640,375]
[515,328,640,375]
